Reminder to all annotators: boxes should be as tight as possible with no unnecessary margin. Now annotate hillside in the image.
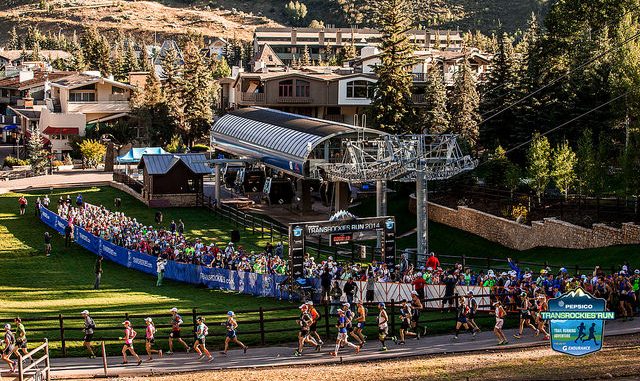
[0,0,547,45]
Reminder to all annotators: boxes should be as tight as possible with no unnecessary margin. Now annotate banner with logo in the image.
[40,207,66,234]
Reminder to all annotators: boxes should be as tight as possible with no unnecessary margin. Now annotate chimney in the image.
[23,96,34,109]
[19,69,34,83]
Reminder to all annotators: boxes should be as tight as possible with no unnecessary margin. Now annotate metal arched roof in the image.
[211,107,386,175]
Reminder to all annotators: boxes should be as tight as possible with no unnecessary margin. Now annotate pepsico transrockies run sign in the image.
[541,288,615,356]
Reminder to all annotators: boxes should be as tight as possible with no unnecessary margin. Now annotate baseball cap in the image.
[227,311,235,316]
[81,310,89,315]
[560,267,567,273]
[635,269,640,274]
[342,302,350,308]
[122,320,130,325]
[170,307,178,312]
[306,301,313,306]
[298,304,307,310]
[378,302,386,308]
[144,317,153,322]
[4,323,10,330]
[411,290,418,296]
[467,291,474,296]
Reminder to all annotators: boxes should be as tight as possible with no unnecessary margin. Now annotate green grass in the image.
[0,186,508,357]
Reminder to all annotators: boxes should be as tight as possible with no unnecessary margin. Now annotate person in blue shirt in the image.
[331,309,360,357]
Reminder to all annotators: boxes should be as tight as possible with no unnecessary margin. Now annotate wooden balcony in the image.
[240,92,266,103]
[276,96,313,104]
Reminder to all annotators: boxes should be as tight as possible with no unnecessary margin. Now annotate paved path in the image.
[0,170,112,194]
[33,318,640,379]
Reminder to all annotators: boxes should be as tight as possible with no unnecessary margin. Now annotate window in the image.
[112,86,125,94]
[295,80,310,97]
[69,91,96,102]
[346,80,374,99]
[278,80,293,97]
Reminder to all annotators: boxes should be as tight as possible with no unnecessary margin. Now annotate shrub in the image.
[2,156,29,168]
[189,144,210,153]
[52,160,64,167]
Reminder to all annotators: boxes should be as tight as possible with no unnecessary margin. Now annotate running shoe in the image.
[398,341,405,345]
[453,336,458,340]
[89,355,96,359]
[329,351,337,357]
[379,346,388,351]
[146,358,154,362]
[355,345,361,354]
[198,354,206,360]
[166,351,174,355]
[543,335,550,341]
[423,327,428,336]
[513,334,521,339]
[315,344,321,352]
[318,340,324,345]
[416,331,421,340]
[535,329,540,336]
[244,346,248,354]
[207,356,214,362]
[121,361,128,365]
[136,359,142,366]
[472,331,477,337]
[363,335,368,341]
[293,350,301,357]
[186,347,191,353]
[392,336,398,345]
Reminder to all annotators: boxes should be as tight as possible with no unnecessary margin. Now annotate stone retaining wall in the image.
[417,201,640,250]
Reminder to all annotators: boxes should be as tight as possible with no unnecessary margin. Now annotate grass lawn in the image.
[0,186,513,357]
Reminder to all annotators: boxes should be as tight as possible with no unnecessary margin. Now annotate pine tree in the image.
[81,26,101,66]
[70,42,86,71]
[301,45,311,66]
[449,55,480,146]
[432,30,440,50]
[527,133,552,203]
[27,128,48,175]
[8,27,20,50]
[140,45,153,72]
[161,46,185,140]
[30,40,41,61]
[340,37,357,65]
[419,66,449,134]
[370,0,415,133]
[96,36,112,76]
[130,73,172,144]
[575,128,596,196]
[124,39,141,75]
[551,140,577,198]
[211,57,231,79]
[181,39,213,146]
[479,31,516,149]
[111,41,126,81]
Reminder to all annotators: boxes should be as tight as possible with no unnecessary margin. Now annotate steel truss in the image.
[317,133,477,264]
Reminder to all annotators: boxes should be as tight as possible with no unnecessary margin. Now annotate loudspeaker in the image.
[231,230,240,243]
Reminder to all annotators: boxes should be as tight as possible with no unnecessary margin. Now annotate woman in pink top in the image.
[120,321,142,366]
[144,318,162,361]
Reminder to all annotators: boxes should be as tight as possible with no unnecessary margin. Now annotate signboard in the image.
[330,233,353,246]
[541,288,615,356]
[288,225,305,279]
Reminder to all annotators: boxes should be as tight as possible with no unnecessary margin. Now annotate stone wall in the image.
[148,193,197,207]
[422,201,640,250]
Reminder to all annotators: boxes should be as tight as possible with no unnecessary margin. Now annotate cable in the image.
[479,4,640,116]
[480,30,640,125]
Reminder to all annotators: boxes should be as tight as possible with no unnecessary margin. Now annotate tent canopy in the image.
[117,147,168,164]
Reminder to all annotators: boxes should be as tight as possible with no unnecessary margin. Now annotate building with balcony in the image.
[10,73,134,157]
[253,27,464,65]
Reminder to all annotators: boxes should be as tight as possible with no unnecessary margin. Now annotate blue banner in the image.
[39,207,310,300]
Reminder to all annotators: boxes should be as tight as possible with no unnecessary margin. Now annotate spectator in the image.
[426,252,440,270]
[343,278,357,306]
[64,223,73,247]
[177,219,185,235]
[412,271,426,300]
[18,196,27,215]
[94,256,103,289]
[329,281,342,315]
[320,267,332,304]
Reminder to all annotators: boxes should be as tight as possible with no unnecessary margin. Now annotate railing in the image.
[240,92,266,103]
[276,96,313,104]
[0,114,18,124]
[18,339,50,381]
[112,172,143,194]
[411,93,426,104]
[412,72,426,82]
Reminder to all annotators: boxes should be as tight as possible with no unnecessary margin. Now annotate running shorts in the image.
[170,330,181,339]
[495,318,504,329]
[16,339,27,349]
[83,334,94,343]
[457,316,467,324]
[309,322,318,332]
[366,290,375,301]
[3,345,15,355]
[226,330,237,339]
[378,327,388,339]
[146,338,155,344]
[196,337,206,345]
[401,320,410,330]
[356,322,365,329]
[346,325,354,333]
[467,312,475,320]
[411,313,420,322]
[337,332,347,341]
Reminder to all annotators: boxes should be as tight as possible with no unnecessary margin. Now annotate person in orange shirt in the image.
[306,301,324,346]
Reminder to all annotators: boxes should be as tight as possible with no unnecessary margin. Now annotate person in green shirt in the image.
[13,317,27,357]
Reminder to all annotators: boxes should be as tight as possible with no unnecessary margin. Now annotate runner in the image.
[143,318,162,361]
[353,300,367,345]
[222,311,248,355]
[1,324,16,373]
[514,292,539,339]
[535,294,551,340]
[193,316,213,362]
[398,299,417,344]
[493,301,508,345]
[81,310,96,359]
[410,291,426,337]
[306,301,323,345]
[12,318,28,358]
[342,303,362,346]
[294,304,319,356]
[330,309,360,356]
[167,308,190,354]
[453,296,473,340]
[376,302,396,351]
[119,320,142,366]
[466,292,481,334]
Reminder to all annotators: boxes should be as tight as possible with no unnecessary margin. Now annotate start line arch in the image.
[288,216,396,278]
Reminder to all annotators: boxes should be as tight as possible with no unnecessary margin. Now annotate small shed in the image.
[137,154,211,207]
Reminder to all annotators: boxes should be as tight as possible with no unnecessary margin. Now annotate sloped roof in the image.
[50,73,135,90]
[116,147,169,163]
[0,71,74,90]
[138,154,210,175]
[252,44,284,67]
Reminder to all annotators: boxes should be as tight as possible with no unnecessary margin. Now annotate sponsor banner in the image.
[39,207,63,233]
[74,227,100,253]
[128,250,156,275]
[100,239,129,267]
